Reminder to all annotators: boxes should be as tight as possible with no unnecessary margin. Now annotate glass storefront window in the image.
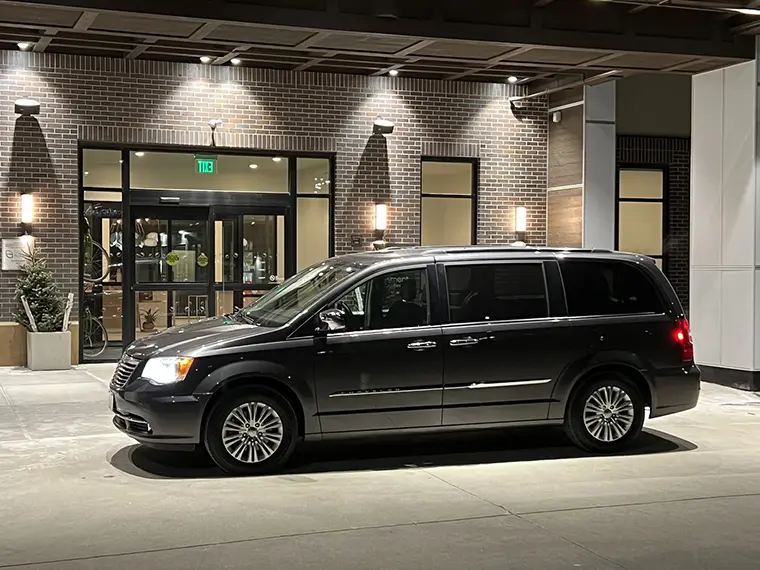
[297,198,329,271]
[297,158,330,195]
[296,158,330,271]
[130,152,289,193]
[421,160,475,246]
[617,168,665,268]
[80,147,334,361]
[83,149,122,188]
[82,193,124,361]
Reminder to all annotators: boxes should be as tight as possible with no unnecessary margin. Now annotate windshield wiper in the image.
[231,311,256,325]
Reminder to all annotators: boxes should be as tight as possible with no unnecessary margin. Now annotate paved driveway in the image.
[1,366,759,569]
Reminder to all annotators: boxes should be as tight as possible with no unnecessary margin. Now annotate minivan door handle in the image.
[407,340,437,351]
[450,337,479,347]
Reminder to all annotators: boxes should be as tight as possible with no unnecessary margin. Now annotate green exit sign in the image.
[195,156,217,174]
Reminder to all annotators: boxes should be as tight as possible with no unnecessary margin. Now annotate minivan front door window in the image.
[336,269,430,332]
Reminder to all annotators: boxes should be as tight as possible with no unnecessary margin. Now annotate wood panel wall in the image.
[547,104,583,247]
[547,188,583,247]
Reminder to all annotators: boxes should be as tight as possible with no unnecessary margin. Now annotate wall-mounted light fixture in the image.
[20,192,33,235]
[552,111,562,123]
[373,203,388,249]
[512,206,527,246]
[14,97,40,116]
[373,116,394,135]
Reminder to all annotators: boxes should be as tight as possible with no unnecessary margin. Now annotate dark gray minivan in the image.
[110,246,700,475]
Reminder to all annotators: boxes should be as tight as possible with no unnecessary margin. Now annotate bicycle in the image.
[82,302,109,359]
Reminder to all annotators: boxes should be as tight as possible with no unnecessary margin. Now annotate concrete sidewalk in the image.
[0,367,759,569]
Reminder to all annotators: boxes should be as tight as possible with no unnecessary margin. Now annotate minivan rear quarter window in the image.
[446,263,548,323]
[560,260,663,316]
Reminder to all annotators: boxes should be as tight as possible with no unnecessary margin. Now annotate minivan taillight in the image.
[673,318,694,362]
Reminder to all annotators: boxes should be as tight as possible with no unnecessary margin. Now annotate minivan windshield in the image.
[236,259,368,327]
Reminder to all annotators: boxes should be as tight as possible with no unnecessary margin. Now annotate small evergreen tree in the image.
[14,246,65,333]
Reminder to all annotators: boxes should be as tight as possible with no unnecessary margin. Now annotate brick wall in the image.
[617,135,690,310]
[0,50,548,321]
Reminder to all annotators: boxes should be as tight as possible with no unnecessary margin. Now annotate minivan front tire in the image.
[204,388,298,476]
[565,372,645,454]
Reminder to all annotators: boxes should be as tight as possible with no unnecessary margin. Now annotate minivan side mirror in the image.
[316,308,346,334]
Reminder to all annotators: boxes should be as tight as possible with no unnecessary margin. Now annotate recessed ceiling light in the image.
[272,157,282,162]
[200,56,213,64]
[135,151,145,157]
[389,69,399,77]
[732,8,760,15]
[248,163,258,169]
[507,76,519,84]
[17,42,33,51]
[230,58,242,66]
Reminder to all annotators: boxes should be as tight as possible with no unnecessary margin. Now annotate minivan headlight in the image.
[141,357,194,385]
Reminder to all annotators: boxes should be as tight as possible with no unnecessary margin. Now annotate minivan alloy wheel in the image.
[582,386,635,442]
[222,402,284,463]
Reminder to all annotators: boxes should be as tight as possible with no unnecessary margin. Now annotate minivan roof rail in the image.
[373,245,615,255]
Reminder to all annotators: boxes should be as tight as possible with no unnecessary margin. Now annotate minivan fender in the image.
[548,350,656,420]
[194,360,320,435]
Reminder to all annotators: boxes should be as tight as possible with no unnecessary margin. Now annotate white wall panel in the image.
[720,270,755,370]
[690,269,721,366]
[691,70,724,267]
[584,82,616,123]
[583,122,616,249]
[722,62,756,268]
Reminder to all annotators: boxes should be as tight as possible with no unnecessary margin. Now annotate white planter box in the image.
[26,331,71,371]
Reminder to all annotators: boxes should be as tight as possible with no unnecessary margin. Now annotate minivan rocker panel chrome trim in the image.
[110,246,700,475]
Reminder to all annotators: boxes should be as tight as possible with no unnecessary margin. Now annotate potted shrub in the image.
[140,308,159,332]
[15,246,72,371]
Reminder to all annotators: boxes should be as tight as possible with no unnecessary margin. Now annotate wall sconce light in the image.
[20,192,33,234]
[373,116,394,135]
[513,206,527,246]
[373,203,388,248]
[14,97,40,116]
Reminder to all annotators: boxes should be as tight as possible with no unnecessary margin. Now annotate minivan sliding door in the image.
[439,260,570,426]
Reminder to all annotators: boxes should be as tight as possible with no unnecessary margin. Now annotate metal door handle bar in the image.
[407,340,437,350]
[449,337,479,347]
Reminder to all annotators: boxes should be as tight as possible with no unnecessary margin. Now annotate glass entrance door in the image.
[125,205,289,347]
[214,208,288,315]
[128,207,212,344]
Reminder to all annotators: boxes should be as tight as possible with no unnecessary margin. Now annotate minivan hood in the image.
[125,316,281,359]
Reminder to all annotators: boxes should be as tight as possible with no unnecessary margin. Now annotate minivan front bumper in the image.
[649,364,701,418]
[111,387,209,449]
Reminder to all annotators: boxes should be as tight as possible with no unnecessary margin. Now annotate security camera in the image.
[15,97,40,116]
[373,117,394,135]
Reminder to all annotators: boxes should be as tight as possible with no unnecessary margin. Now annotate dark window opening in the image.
[560,260,663,316]
[445,263,548,324]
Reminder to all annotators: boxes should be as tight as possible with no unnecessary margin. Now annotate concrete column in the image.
[690,43,760,391]
[582,81,616,249]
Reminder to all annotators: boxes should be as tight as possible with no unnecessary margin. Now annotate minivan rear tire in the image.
[204,388,298,476]
[565,372,645,454]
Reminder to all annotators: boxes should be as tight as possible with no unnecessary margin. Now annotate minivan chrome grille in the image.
[110,355,140,390]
